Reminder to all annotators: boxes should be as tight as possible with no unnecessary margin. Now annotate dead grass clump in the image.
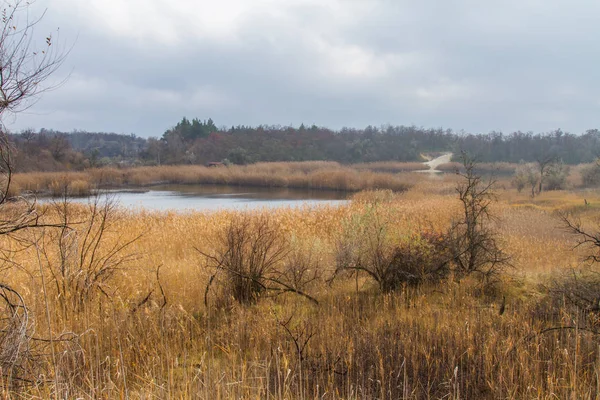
[438,162,518,176]
[351,189,397,204]
[68,179,92,196]
[48,178,92,197]
[354,161,427,173]
[2,178,600,398]
[48,179,65,197]
[13,161,419,194]
[86,167,125,187]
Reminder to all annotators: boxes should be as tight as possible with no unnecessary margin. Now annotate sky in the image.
[4,0,600,137]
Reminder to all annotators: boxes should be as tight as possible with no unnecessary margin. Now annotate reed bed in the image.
[353,161,428,173]
[12,162,419,196]
[0,182,597,398]
[437,161,518,175]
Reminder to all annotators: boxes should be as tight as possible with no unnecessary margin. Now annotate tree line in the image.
[7,118,600,171]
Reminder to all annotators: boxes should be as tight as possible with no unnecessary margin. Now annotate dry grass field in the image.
[1,168,600,399]
[10,162,426,197]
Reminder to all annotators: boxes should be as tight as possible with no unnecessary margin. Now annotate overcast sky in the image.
[4,0,600,137]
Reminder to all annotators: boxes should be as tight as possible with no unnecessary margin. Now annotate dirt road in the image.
[421,153,452,173]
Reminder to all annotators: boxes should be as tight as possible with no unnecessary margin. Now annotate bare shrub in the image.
[200,213,319,305]
[535,154,559,194]
[446,154,510,283]
[581,161,600,188]
[39,195,140,314]
[549,267,600,316]
[67,180,92,197]
[0,284,34,387]
[278,237,322,297]
[386,231,452,288]
[544,160,569,191]
[547,213,600,321]
[0,0,68,390]
[334,203,450,292]
[512,162,538,194]
[49,178,92,197]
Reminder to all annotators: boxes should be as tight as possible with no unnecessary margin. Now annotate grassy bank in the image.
[11,161,426,197]
[437,161,518,175]
[1,177,599,398]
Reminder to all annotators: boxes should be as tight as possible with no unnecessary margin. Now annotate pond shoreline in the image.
[33,183,350,211]
[12,162,417,198]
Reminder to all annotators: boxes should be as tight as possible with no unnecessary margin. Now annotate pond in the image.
[51,184,350,211]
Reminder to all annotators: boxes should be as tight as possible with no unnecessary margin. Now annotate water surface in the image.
[59,184,349,211]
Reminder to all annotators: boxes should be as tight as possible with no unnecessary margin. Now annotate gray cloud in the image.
[6,0,600,137]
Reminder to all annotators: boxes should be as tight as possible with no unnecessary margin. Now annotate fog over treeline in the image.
[8,118,600,171]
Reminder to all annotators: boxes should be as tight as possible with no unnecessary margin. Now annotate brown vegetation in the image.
[12,162,420,196]
[437,161,518,175]
[353,161,428,173]
[0,170,598,398]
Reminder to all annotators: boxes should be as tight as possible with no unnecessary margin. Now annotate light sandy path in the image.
[418,152,453,173]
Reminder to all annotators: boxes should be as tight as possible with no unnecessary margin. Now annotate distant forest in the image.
[7,118,600,171]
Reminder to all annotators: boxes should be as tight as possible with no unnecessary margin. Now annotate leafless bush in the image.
[39,195,141,314]
[200,213,319,306]
[446,153,510,284]
[334,205,451,292]
[0,283,34,387]
[512,162,538,194]
[544,160,569,191]
[277,238,322,297]
[0,0,68,390]
[385,231,452,289]
[48,178,93,197]
[581,161,600,188]
[548,267,600,316]
[547,213,600,320]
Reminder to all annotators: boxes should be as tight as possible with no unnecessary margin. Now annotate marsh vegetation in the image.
[2,157,600,399]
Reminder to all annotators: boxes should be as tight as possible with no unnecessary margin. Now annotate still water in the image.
[59,184,349,211]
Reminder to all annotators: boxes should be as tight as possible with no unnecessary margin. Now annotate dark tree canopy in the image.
[8,117,600,170]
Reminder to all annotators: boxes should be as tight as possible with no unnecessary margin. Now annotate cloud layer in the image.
[6,0,600,137]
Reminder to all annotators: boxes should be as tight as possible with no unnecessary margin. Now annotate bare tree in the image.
[0,0,67,388]
[0,0,66,117]
[536,154,558,194]
[49,132,69,160]
[0,0,67,245]
[447,153,510,283]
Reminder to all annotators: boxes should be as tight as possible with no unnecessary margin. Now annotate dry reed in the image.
[12,162,419,196]
[0,181,597,398]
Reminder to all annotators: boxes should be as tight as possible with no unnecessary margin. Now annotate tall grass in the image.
[353,161,427,173]
[12,162,420,196]
[0,185,598,398]
[437,161,518,175]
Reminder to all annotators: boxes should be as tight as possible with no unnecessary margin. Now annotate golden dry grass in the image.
[12,162,422,196]
[437,161,518,175]
[0,175,599,398]
[353,161,428,173]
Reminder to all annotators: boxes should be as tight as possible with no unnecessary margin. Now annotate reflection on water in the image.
[58,184,349,211]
